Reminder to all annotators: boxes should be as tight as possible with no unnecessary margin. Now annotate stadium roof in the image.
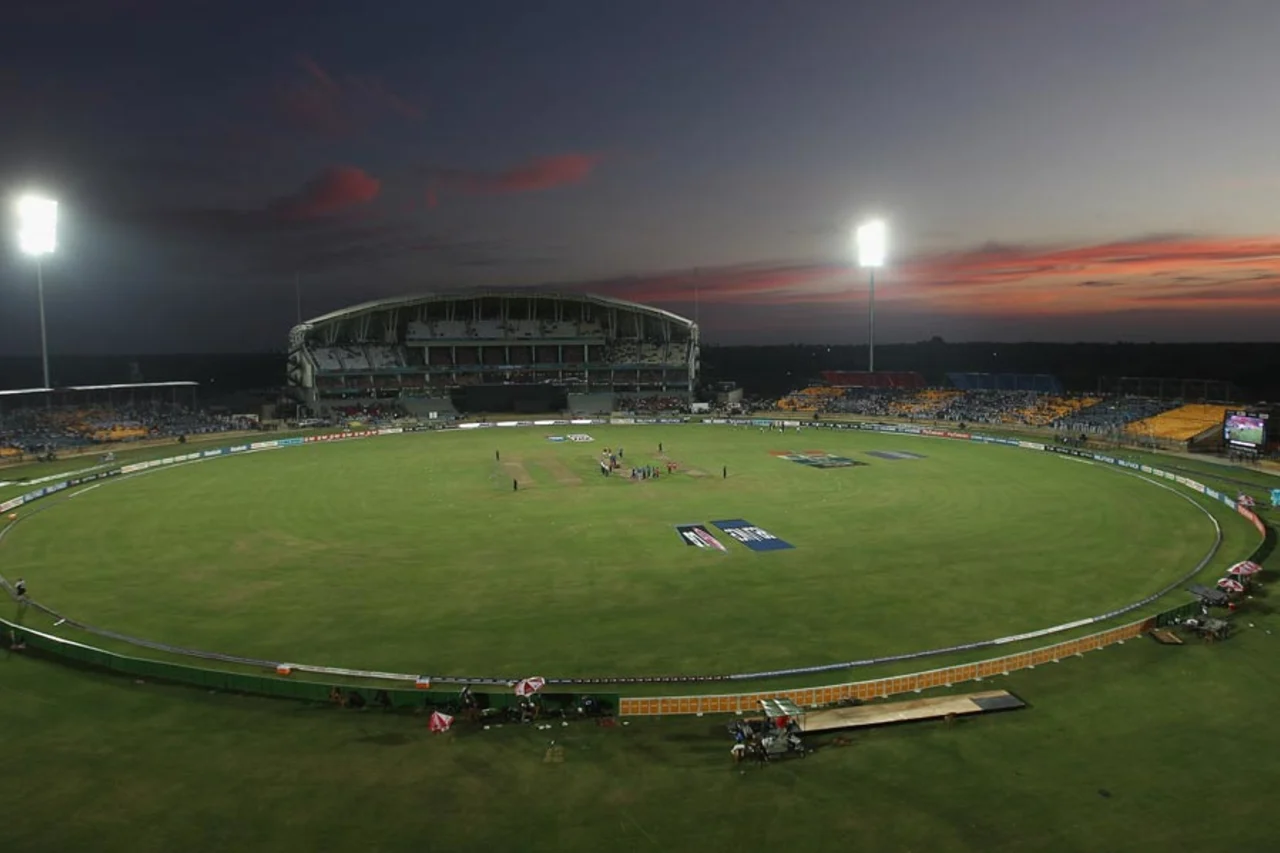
[296,291,696,332]
[0,381,198,398]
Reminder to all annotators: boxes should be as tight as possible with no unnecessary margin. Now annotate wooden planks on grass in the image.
[800,689,1024,733]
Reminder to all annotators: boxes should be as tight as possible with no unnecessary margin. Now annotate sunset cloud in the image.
[270,166,381,219]
[425,153,602,204]
[574,235,1280,325]
[463,153,601,195]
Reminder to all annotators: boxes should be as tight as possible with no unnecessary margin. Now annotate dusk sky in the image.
[3,0,1280,354]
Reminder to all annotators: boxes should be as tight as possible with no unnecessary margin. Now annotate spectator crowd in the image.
[0,404,257,458]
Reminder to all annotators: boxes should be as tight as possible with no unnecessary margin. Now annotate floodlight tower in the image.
[855,219,887,373]
[16,195,58,390]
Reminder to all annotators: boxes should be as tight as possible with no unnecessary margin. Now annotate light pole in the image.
[16,195,59,391]
[855,219,887,373]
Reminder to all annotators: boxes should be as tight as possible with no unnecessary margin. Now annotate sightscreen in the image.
[1223,410,1269,450]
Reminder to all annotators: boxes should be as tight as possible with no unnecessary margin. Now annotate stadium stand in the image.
[616,394,689,414]
[888,389,964,418]
[287,292,698,416]
[1052,397,1178,434]
[767,381,1190,438]
[1126,403,1230,442]
[0,404,256,457]
[776,386,845,412]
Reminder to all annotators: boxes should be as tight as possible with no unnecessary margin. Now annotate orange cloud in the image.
[270,166,381,219]
[584,236,1280,321]
[463,153,601,194]
[427,154,602,203]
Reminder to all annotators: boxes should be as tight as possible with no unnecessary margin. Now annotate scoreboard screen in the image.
[1223,410,1269,451]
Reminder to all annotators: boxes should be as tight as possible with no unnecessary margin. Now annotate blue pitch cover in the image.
[711,519,795,551]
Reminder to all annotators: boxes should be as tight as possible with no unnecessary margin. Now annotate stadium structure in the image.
[286,292,699,417]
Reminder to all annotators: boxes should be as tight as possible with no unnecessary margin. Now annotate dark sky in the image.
[2,0,1280,354]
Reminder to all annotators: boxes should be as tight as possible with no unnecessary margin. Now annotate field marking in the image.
[501,459,535,487]
[536,455,582,486]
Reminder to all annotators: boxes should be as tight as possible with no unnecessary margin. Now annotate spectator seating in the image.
[1054,397,1178,434]
[366,346,405,369]
[776,386,845,412]
[888,389,964,417]
[1010,395,1101,427]
[1126,404,1229,441]
[312,348,344,371]
[0,404,256,455]
[616,395,688,414]
[337,346,369,370]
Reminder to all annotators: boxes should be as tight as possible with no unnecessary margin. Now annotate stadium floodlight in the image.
[17,195,57,257]
[15,194,58,392]
[856,219,886,269]
[854,219,887,373]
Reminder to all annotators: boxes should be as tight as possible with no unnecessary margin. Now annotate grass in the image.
[1,425,1226,680]
[0,420,1275,852]
[3,608,1280,853]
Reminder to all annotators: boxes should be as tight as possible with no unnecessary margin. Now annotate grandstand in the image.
[0,382,255,460]
[1126,403,1230,442]
[1054,397,1179,434]
[768,378,1198,438]
[286,292,699,416]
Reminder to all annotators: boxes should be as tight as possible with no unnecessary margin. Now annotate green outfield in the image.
[1,422,1275,853]
[1,425,1225,680]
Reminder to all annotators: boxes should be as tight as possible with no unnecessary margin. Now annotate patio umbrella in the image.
[1216,577,1246,593]
[514,677,546,697]
[1228,561,1263,577]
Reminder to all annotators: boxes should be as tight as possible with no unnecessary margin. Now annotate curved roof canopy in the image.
[294,290,695,336]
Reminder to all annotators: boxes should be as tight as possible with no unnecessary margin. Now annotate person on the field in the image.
[513,478,518,491]
[13,578,26,600]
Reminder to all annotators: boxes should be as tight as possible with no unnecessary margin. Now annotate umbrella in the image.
[428,710,454,733]
[1228,561,1263,577]
[514,677,546,697]
[1216,577,1246,593]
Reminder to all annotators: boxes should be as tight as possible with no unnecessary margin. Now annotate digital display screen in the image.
[1223,410,1269,450]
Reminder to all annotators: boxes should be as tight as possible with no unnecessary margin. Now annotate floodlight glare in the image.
[17,195,58,257]
[856,219,886,268]
[15,193,59,394]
